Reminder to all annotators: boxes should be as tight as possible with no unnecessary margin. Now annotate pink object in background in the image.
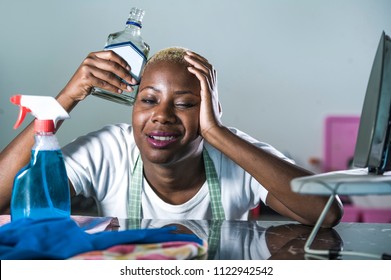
[323,116,391,223]
[324,116,360,172]
[342,205,391,223]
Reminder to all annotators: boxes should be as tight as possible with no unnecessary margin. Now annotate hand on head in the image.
[184,51,222,138]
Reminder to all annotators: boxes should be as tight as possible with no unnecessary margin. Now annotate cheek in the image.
[132,102,150,121]
[132,108,149,135]
[181,111,200,137]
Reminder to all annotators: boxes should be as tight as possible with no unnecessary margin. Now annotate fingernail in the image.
[127,85,133,92]
[118,89,123,94]
[126,65,131,71]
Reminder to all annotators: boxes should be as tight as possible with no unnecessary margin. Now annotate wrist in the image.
[55,90,79,113]
[202,125,228,145]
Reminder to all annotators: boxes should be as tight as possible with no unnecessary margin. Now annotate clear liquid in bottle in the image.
[91,7,150,106]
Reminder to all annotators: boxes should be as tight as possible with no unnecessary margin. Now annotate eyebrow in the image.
[174,90,196,96]
[139,85,160,93]
[139,86,196,96]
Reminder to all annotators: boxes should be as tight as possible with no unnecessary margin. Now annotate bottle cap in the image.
[34,120,55,133]
[126,7,145,27]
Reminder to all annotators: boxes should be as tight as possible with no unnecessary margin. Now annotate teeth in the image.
[151,136,175,141]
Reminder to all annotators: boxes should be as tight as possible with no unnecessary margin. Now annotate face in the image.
[132,60,202,166]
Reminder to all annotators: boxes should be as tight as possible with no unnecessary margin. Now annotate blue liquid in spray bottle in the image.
[10,95,71,221]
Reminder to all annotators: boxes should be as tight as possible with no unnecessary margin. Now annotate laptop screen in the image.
[353,31,391,175]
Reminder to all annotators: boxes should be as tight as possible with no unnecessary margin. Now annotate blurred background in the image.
[1,0,390,171]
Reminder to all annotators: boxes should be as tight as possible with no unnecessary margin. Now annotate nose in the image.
[151,101,177,124]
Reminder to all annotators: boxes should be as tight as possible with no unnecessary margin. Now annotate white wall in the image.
[1,0,390,170]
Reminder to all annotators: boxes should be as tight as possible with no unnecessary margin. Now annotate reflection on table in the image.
[119,219,391,260]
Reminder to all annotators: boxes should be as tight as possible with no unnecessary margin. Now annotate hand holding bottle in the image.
[59,50,136,104]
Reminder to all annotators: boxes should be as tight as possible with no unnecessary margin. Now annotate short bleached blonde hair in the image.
[145,46,190,69]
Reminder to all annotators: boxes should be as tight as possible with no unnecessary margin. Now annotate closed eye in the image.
[141,98,157,105]
[176,103,195,109]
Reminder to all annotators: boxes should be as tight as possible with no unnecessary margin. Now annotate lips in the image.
[146,131,180,148]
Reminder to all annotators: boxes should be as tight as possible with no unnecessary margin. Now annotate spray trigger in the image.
[10,94,70,130]
[10,95,32,129]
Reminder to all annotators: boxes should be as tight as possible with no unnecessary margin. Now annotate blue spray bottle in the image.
[10,94,71,221]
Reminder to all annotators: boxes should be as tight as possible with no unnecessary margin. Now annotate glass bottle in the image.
[91,7,150,106]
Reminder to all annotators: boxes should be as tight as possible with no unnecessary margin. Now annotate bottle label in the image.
[104,41,147,82]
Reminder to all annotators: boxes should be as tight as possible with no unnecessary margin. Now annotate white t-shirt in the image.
[62,123,292,220]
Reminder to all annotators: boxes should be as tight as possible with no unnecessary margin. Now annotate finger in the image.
[88,51,137,85]
[95,50,129,68]
[184,51,215,78]
[188,66,220,120]
[90,70,133,94]
[184,54,210,74]
[185,50,210,65]
[94,50,131,73]
[184,54,216,84]
[89,65,133,94]
[187,66,212,94]
[185,58,217,91]
[93,51,137,85]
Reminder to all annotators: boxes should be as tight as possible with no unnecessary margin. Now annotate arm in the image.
[0,50,136,214]
[185,51,343,227]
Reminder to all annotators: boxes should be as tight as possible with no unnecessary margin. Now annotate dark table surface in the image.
[117,219,391,260]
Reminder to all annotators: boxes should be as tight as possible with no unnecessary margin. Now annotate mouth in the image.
[146,132,180,148]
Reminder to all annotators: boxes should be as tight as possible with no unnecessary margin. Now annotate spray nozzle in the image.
[10,94,70,130]
[10,95,32,129]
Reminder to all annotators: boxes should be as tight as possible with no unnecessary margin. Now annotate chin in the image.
[142,149,178,165]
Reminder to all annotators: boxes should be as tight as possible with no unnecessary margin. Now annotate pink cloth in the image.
[70,241,208,260]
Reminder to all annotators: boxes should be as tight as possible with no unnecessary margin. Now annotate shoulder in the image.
[62,123,139,159]
[89,123,133,139]
[66,123,133,145]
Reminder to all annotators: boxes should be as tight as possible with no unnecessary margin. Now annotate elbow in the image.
[320,200,344,228]
[299,198,344,228]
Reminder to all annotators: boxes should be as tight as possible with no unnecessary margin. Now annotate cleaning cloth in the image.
[0,217,203,260]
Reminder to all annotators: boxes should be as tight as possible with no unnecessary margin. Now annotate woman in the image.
[0,47,343,226]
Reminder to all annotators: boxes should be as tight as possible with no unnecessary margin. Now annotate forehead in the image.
[141,61,199,89]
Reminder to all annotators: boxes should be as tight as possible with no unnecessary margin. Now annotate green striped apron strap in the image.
[207,220,223,259]
[203,149,226,220]
[203,149,225,258]
[128,155,143,221]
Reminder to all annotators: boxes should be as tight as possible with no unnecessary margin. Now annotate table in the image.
[117,219,391,260]
[1,215,390,260]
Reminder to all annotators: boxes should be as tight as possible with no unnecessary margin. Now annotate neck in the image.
[142,152,206,205]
